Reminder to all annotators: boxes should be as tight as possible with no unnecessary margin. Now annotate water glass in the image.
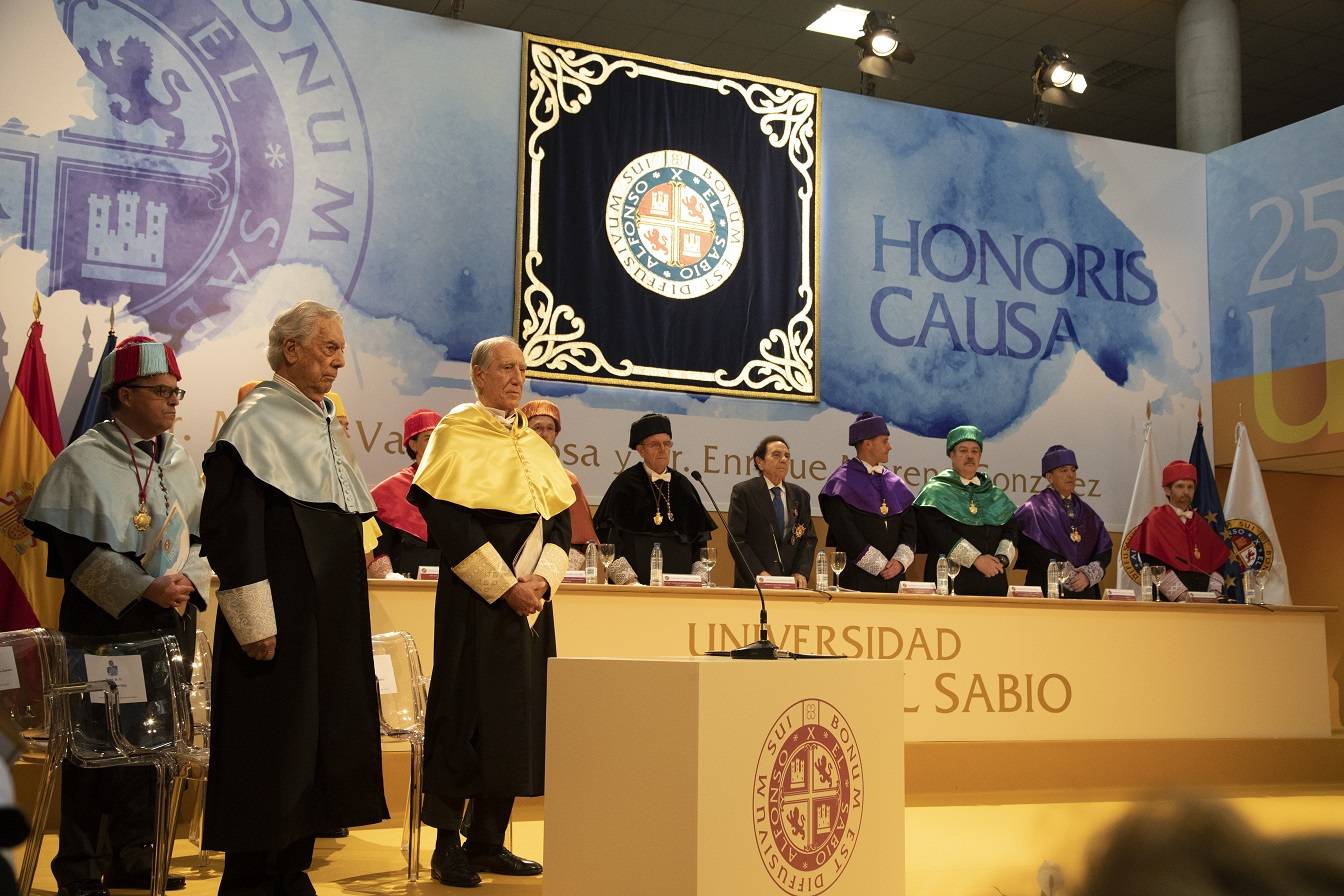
[830,552,847,590]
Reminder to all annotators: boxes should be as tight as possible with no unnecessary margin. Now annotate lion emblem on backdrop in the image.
[80,36,189,149]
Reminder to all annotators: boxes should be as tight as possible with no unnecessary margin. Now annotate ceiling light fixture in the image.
[857,10,914,81]
[1030,45,1087,126]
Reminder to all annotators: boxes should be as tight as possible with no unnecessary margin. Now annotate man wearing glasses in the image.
[593,413,715,585]
[26,336,210,896]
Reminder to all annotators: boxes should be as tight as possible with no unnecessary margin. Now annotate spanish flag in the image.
[0,295,64,628]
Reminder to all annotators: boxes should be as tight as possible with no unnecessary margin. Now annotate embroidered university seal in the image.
[753,698,862,894]
[1224,518,1272,575]
[605,149,743,299]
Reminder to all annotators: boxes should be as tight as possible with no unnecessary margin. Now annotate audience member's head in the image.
[1075,798,1344,896]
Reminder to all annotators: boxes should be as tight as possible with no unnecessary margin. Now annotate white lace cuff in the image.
[452,542,517,604]
[892,544,914,572]
[366,554,394,579]
[1157,569,1188,601]
[568,548,586,571]
[535,543,569,597]
[72,549,153,619]
[995,539,1017,568]
[856,546,887,576]
[1208,571,1224,594]
[1083,561,1105,586]
[607,556,638,585]
[948,539,980,569]
[218,579,277,644]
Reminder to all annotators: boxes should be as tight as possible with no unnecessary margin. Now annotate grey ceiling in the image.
[359,0,1344,148]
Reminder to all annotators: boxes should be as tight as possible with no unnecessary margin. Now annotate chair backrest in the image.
[59,631,192,767]
[0,628,64,760]
[370,631,427,740]
[188,628,211,749]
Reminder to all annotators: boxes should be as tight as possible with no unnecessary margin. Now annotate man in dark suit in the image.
[727,435,817,588]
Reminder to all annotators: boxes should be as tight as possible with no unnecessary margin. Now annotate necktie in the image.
[771,486,786,538]
[135,440,155,456]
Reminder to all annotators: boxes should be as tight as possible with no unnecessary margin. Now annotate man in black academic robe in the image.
[200,303,386,896]
[1012,445,1112,598]
[817,413,917,593]
[593,413,715,584]
[25,336,207,896]
[913,425,1019,597]
[408,337,574,888]
[727,435,816,588]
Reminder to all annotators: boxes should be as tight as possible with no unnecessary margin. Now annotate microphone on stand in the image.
[690,470,780,659]
[691,471,841,660]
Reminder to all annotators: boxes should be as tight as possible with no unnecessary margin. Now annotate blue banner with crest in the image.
[516,37,820,401]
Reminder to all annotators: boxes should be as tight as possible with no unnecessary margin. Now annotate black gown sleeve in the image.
[821,495,876,560]
[200,443,270,591]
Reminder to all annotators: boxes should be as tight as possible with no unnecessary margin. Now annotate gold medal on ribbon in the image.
[1193,545,1201,559]
[793,523,805,540]
[653,511,664,526]
[969,499,978,515]
[1070,529,1082,543]
[879,499,889,516]
[133,501,152,532]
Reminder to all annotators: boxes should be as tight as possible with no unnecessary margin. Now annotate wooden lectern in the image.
[545,657,905,895]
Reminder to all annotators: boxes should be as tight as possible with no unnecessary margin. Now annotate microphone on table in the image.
[690,470,841,661]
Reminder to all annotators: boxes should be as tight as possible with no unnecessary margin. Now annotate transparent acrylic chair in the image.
[370,631,429,881]
[58,630,204,896]
[183,629,212,866]
[0,627,70,896]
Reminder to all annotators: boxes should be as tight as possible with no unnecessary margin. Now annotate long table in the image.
[366,582,1335,743]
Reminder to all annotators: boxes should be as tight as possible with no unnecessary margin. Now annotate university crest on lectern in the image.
[753,698,863,894]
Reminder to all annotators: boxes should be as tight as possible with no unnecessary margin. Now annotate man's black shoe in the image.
[279,871,317,896]
[103,871,186,891]
[57,879,109,896]
[466,846,542,876]
[430,844,481,888]
[315,827,349,838]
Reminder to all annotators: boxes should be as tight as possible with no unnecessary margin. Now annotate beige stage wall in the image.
[366,582,1333,743]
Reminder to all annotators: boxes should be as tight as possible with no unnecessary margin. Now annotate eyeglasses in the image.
[124,385,186,400]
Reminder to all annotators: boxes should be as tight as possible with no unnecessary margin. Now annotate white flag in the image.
[1117,420,1164,587]
[1223,422,1292,605]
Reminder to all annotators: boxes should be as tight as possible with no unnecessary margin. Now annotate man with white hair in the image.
[201,301,387,896]
[409,337,573,888]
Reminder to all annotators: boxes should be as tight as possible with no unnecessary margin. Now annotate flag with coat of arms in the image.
[1223,422,1291,605]
[0,294,65,628]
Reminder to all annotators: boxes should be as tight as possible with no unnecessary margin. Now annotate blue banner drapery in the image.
[516,37,820,401]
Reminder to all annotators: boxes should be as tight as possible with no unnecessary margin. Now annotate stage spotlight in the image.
[856,10,914,79]
[1030,45,1087,125]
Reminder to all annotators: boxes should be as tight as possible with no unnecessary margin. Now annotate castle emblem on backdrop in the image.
[0,0,372,342]
[753,698,863,894]
[518,37,819,400]
[605,150,744,299]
